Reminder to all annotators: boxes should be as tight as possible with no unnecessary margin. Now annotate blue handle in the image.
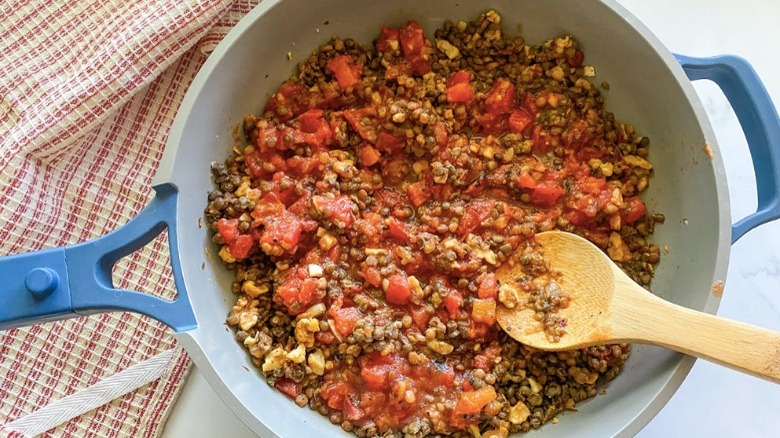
[675,54,780,243]
[0,183,197,332]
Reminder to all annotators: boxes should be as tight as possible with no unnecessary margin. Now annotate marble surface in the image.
[162,1,780,436]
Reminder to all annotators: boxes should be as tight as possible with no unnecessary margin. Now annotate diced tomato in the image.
[484,78,516,115]
[286,155,321,176]
[330,307,363,336]
[515,172,537,190]
[245,150,288,179]
[216,218,239,244]
[521,92,540,116]
[468,320,490,340]
[385,272,411,306]
[358,144,382,167]
[361,365,389,391]
[321,381,350,410]
[508,108,533,133]
[399,22,424,56]
[399,21,431,75]
[410,306,431,330]
[443,292,463,318]
[263,82,338,121]
[387,218,412,244]
[531,125,549,153]
[446,70,472,87]
[359,265,383,287]
[297,109,325,133]
[274,378,302,398]
[568,49,585,68]
[276,267,323,314]
[473,345,502,371]
[477,273,498,299]
[576,146,604,162]
[376,27,400,52]
[562,118,590,149]
[259,214,303,251]
[453,386,497,415]
[622,197,647,223]
[327,55,363,89]
[342,398,366,421]
[446,83,475,103]
[316,330,335,345]
[458,198,497,236]
[445,70,474,102]
[343,107,377,142]
[229,234,254,259]
[375,131,405,152]
[564,209,591,226]
[313,195,356,228]
[263,83,306,121]
[407,181,429,207]
[217,219,254,259]
[530,183,565,207]
[471,298,496,325]
[433,121,448,147]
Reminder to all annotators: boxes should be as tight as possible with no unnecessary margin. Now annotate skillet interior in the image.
[162,0,731,436]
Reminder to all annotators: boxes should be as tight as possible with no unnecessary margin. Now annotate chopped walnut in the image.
[498,283,521,308]
[508,400,531,424]
[262,347,287,372]
[295,318,320,348]
[307,348,326,375]
[218,246,236,263]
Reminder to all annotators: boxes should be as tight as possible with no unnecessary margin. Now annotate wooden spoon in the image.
[496,231,780,383]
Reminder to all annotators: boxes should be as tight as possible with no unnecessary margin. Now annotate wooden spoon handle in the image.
[615,288,780,383]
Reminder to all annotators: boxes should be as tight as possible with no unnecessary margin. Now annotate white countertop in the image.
[163,1,780,436]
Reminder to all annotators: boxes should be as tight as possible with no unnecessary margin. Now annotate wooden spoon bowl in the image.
[496,231,780,383]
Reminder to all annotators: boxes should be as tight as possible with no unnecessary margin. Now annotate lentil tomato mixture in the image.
[205,11,664,438]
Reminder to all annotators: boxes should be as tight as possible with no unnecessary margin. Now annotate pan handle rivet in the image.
[25,268,59,299]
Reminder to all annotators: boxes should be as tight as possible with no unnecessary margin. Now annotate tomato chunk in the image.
[446,71,474,103]
[622,197,647,223]
[471,298,496,325]
[217,218,239,244]
[444,292,463,318]
[484,78,516,115]
[327,55,363,89]
[387,218,412,244]
[454,386,497,415]
[375,131,405,152]
[385,272,411,306]
[508,108,533,133]
[330,307,363,336]
[376,27,400,52]
[358,144,382,167]
[477,273,498,299]
[399,21,431,75]
[530,183,565,207]
[458,198,497,236]
[515,172,537,190]
[276,267,323,314]
[407,181,429,207]
[343,107,377,142]
[446,83,475,103]
[297,109,325,133]
[446,70,472,87]
[274,378,302,398]
[230,234,254,259]
[313,195,356,228]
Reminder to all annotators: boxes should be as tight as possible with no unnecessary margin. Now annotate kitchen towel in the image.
[0,0,259,436]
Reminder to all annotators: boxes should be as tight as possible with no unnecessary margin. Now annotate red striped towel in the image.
[0,1,259,436]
